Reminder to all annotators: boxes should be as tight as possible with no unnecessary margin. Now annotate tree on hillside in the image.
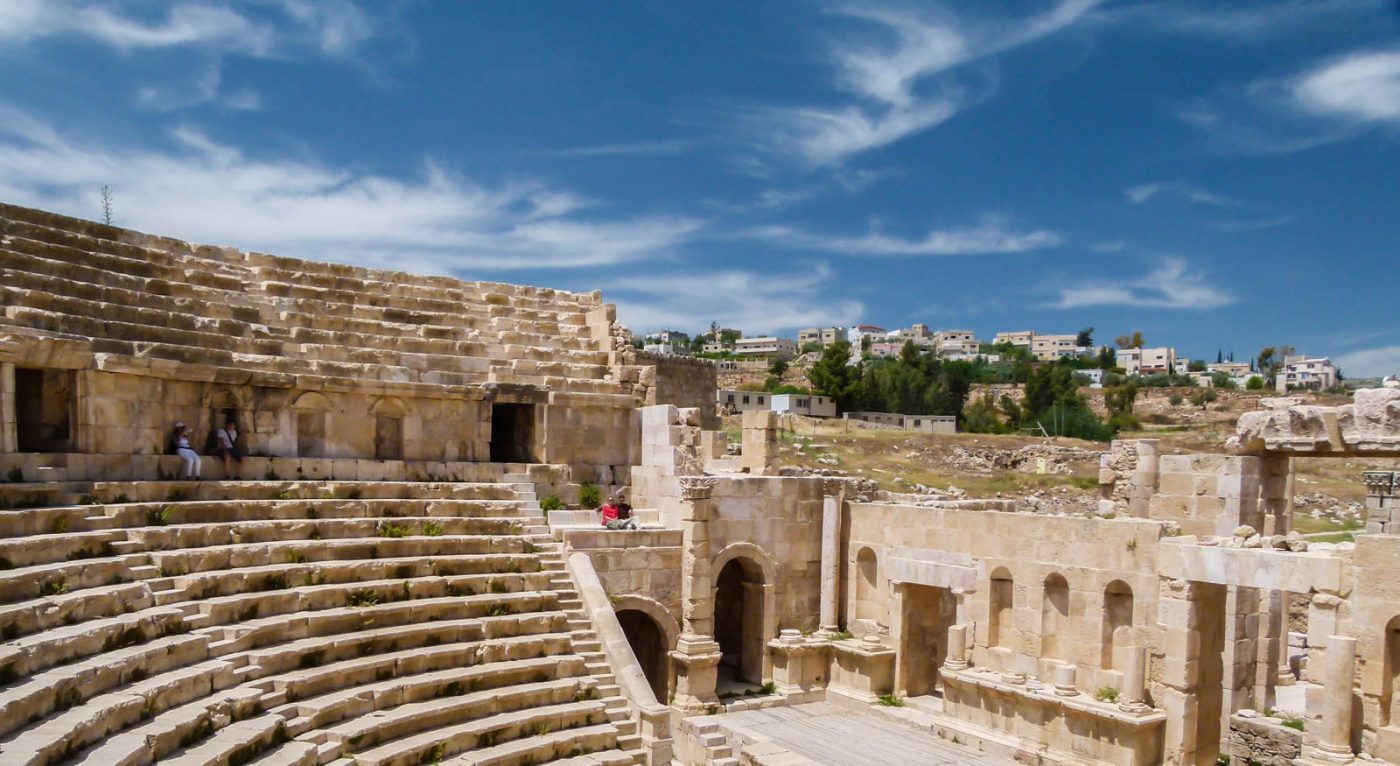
[1257,347,1278,386]
[1114,331,1145,349]
[807,341,861,410]
[768,357,789,378]
[1104,380,1141,431]
[1096,346,1116,370]
[1076,327,1094,347]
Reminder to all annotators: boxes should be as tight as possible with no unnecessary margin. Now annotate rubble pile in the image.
[946,443,1101,475]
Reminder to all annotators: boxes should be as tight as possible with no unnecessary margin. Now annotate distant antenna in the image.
[99,185,113,226]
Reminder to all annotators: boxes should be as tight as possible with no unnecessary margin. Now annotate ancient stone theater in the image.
[1,201,1399,766]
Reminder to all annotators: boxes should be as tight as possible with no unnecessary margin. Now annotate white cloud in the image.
[1046,257,1234,310]
[1211,216,1294,232]
[609,263,864,336]
[531,139,701,158]
[0,1,276,55]
[1125,181,1243,208]
[751,217,1061,256]
[135,63,262,112]
[1291,49,1400,125]
[1334,345,1400,379]
[0,105,701,272]
[758,0,1102,164]
[1107,0,1372,39]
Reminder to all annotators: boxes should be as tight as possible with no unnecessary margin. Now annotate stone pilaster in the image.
[1261,454,1294,536]
[0,362,15,453]
[1303,635,1357,765]
[1118,645,1151,714]
[943,624,969,671]
[670,476,722,712]
[740,410,778,475]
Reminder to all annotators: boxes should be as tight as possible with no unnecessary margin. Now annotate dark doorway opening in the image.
[490,403,535,463]
[617,609,668,701]
[15,368,72,452]
[715,557,765,686]
[1192,582,1228,766]
[900,584,956,697]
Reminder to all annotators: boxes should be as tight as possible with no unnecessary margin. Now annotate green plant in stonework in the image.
[422,520,443,537]
[876,693,904,707]
[146,505,172,526]
[577,482,602,509]
[1094,686,1120,703]
[539,494,564,514]
[347,590,380,608]
[760,681,777,695]
[377,521,410,538]
[826,630,854,641]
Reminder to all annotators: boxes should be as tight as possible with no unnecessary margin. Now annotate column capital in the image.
[679,476,717,501]
[821,478,847,498]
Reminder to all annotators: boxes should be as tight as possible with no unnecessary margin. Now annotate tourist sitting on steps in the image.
[215,418,244,480]
[600,492,637,530]
[173,422,201,480]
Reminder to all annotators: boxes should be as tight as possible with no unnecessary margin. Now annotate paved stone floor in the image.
[717,703,1015,765]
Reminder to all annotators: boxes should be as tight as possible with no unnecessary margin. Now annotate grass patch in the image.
[876,693,904,707]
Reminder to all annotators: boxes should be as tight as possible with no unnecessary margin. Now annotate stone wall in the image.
[1147,453,1261,537]
[1227,714,1302,766]
[625,352,719,430]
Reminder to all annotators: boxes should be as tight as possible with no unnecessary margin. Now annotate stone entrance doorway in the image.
[900,583,956,697]
[15,368,72,452]
[716,557,766,686]
[489,403,535,463]
[617,609,668,701]
[1192,582,1229,766]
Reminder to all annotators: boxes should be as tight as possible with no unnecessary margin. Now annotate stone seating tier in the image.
[0,205,605,316]
[0,484,645,765]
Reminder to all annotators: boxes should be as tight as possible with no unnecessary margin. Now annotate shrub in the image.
[577,482,602,509]
[377,521,410,538]
[539,494,564,513]
[422,520,443,537]
[1094,686,1119,703]
[1168,394,1184,407]
[1245,376,1265,390]
[876,693,904,707]
[146,506,172,526]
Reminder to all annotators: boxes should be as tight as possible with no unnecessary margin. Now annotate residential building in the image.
[994,330,1034,347]
[798,326,848,349]
[1117,347,1177,376]
[867,341,904,358]
[1030,334,1083,361]
[848,323,887,348]
[701,341,732,354]
[644,329,688,346]
[1173,359,1190,375]
[771,393,837,418]
[1277,355,1339,392]
[733,336,797,357]
[845,411,957,434]
[1208,362,1253,378]
[642,342,690,356]
[716,389,772,414]
[1076,368,1104,386]
[934,329,979,357]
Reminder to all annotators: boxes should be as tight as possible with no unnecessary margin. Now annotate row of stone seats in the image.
[0,299,615,390]
[0,209,603,339]
[0,245,605,362]
[0,205,602,318]
[0,482,644,765]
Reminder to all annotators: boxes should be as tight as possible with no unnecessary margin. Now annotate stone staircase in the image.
[0,478,648,765]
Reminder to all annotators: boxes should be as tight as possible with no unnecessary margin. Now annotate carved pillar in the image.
[1305,635,1357,765]
[1261,454,1294,536]
[670,476,723,712]
[817,479,844,635]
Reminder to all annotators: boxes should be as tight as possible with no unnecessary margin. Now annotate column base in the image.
[1117,701,1151,715]
[670,634,724,714]
[943,660,969,671]
[1301,745,1355,765]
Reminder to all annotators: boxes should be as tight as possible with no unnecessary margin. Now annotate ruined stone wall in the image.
[846,502,1166,696]
[1147,453,1261,537]
[1227,715,1302,766]
[1348,534,1400,761]
[621,352,719,430]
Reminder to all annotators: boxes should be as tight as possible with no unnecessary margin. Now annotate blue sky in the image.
[1,1,1398,375]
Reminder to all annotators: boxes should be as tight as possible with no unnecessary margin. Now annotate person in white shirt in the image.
[173,422,200,479]
[215,418,244,480]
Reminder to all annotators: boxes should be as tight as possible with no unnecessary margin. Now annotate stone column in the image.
[740,410,778,475]
[943,624,969,671]
[1222,585,1261,717]
[1053,663,1079,696]
[817,480,844,636]
[0,362,15,453]
[1261,454,1294,536]
[1119,645,1150,714]
[1128,439,1160,518]
[1306,635,1357,764]
[670,477,723,712]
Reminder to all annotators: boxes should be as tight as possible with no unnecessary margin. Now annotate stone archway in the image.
[370,397,408,460]
[715,557,765,686]
[290,392,331,458]
[612,594,679,702]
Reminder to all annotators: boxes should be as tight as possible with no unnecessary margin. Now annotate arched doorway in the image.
[714,557,766,687]
[616,609,668,701]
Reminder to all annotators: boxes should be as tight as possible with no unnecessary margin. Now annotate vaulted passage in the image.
[715,557,766,686]
[15,367,72,452]
[617,609,668,701]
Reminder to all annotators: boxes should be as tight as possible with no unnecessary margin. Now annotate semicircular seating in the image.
[0,479,645,766]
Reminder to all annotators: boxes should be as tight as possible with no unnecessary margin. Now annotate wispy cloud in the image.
[751,216,1061,256]
[0,104,701,272]
[609,263,864,336]
[1124,181,1244,208]
[1290,49,1400,126]
[1045,257,1234,310]
[0,1,276,54]
[1334,345,1400,378]
[135,63,262,112]
[531,138,702,158]
[1210,216,1294,232]
[754,0,1102,165]
[1105,0,1374,39]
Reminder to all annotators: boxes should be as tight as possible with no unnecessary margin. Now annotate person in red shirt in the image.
[599,493,637,530]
